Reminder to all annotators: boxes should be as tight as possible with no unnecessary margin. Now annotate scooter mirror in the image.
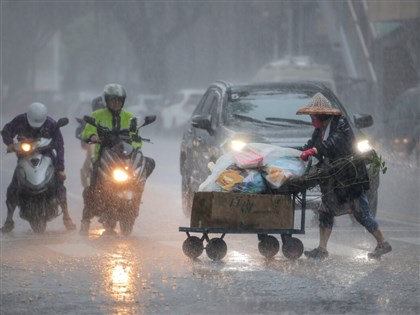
[129,118,138,132]
[83,115,96,126]
[143,115,156,125]
[57,117,69,127]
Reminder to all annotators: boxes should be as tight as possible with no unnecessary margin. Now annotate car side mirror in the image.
[354,113,373,129]
[191,114,214,135]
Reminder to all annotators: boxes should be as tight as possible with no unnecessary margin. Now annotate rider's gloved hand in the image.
[57,171,67,182]
[6,144,14,153]
[300,148,317,161]
[89,135,100,143]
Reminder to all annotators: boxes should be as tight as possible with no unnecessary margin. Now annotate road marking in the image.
[379,213,420,225]
[389,237,420,246]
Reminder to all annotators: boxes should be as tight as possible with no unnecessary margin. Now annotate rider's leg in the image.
[57,181,76,230]
[0,200,16,233]
[1,174,18,233]
[79,186,95,234]
[79,163,99,235]
[80,144,93,188]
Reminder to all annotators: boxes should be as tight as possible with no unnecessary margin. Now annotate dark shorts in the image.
[319,191,378,233]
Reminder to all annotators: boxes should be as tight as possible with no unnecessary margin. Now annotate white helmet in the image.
[27,102,48,128]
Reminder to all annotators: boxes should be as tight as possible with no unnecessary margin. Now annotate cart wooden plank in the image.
[190,191,293,229]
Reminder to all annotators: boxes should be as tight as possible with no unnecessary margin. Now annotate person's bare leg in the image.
[319,227,332,249]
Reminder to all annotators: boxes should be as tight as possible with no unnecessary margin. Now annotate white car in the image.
[161,89,205,130]
[255,55,337,92]
[125,94,164,118]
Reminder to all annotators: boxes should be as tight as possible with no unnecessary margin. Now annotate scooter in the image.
[12,117,69,233]
[83,115,156,235]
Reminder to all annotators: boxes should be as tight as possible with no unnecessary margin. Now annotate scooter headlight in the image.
[357,139,372,153]
[113,168,129,182]
[21,142,32,152]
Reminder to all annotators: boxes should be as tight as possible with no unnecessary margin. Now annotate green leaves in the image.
[370,154,387,175]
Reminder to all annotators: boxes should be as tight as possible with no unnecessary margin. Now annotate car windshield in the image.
[226,90,337,127]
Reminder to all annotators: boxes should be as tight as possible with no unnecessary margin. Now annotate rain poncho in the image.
[82,108,142,162]
[301,115,370,205]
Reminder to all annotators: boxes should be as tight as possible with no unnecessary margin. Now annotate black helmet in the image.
[91,96,105,112]
[103,83,127,112]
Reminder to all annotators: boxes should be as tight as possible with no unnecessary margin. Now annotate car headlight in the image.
[113,169,129,182]
[357,139,372,153]
[231,140,247,151]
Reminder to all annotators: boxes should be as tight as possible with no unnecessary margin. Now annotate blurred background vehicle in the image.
[126,94,164,116]
[180,81,380,217]
[160,89,205,133]
[384,84,420,165]
[254,55,336,92]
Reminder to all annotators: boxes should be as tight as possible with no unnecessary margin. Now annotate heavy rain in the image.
[0,2,419,315]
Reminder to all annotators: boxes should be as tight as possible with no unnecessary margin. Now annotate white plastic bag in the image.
[262,156,305,188]
[199,152,235,192]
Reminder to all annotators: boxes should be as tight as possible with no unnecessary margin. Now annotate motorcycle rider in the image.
[79,83,151,235]
[76,96,106,188]
[0,102,76,232]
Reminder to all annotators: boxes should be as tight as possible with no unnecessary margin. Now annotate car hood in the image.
[222,124,313,149]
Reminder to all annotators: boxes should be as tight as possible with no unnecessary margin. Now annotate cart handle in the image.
[304,156,313,176]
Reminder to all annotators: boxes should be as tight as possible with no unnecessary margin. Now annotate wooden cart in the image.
[179,185,310,261]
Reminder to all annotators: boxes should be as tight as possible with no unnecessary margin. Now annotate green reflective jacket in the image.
[82,108,142,162]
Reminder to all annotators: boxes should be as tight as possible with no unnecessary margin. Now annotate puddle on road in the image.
[45,243,106,257]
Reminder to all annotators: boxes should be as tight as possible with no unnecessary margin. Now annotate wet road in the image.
[1,129,419,315]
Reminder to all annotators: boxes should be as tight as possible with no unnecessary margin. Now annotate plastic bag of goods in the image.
[233,146,264,169]
[241,144,305,183]
[230,168,266,193]
[199,152,236,192]
[199,153,267,193]
[262,156,306,188]
[213,164,266,193]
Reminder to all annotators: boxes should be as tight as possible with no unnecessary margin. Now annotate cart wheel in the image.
[258,235,280,259]
[282,237,304,260]
[182,236,204,259]
[206,238,227,261]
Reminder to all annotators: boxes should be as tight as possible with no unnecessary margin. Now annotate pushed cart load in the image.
[180,191,307,261]
[179,142,376,261]
[179,144,314,261]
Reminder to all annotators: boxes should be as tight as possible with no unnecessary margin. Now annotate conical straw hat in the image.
[296,92,342,115]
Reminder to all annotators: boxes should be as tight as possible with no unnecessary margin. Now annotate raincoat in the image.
[1,114,65,171]
[301,115,370,204]
[82,108,142,162]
